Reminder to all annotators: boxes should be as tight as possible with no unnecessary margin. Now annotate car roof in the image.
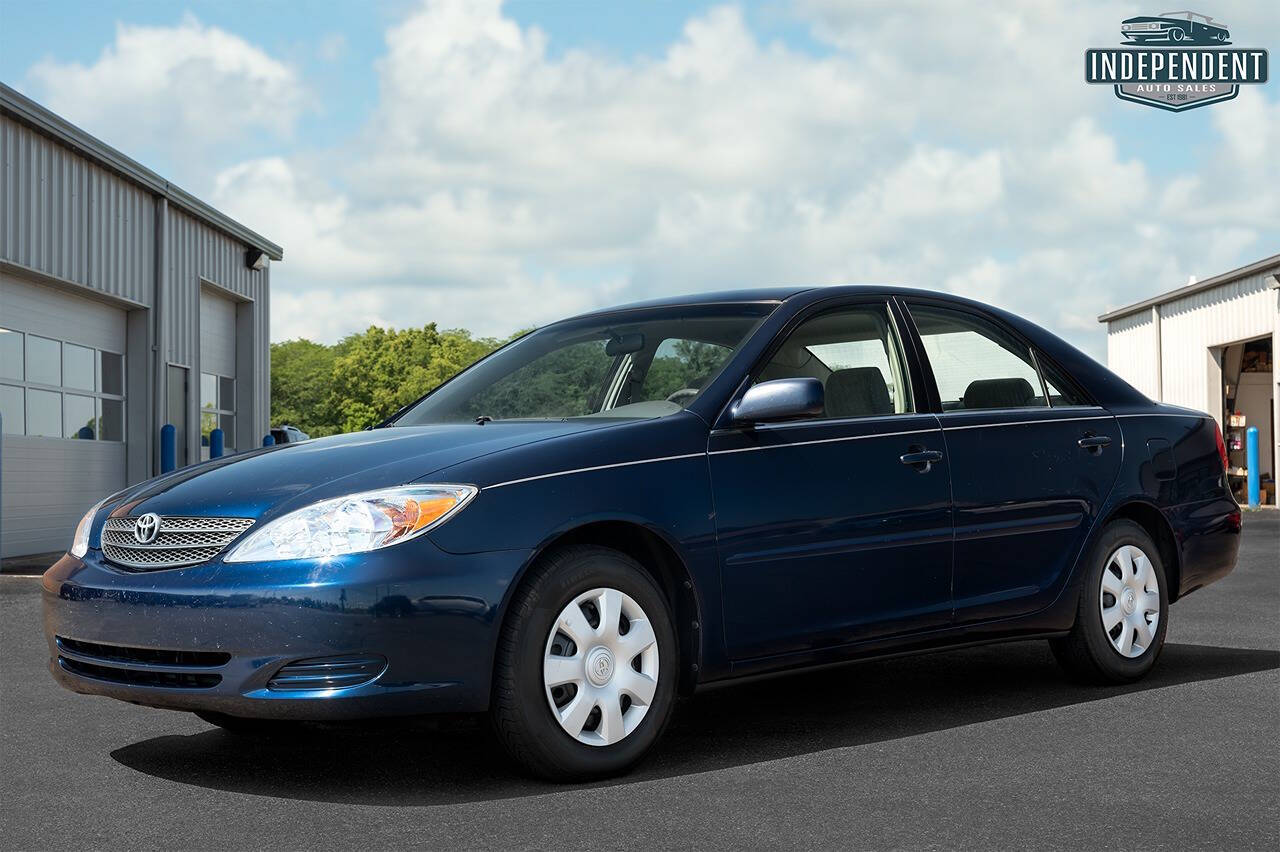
[569,287,812,317]
[567,284,987,318]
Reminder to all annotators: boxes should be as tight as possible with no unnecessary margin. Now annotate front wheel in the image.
[491,545,678,780]
[1051,520,1168,683]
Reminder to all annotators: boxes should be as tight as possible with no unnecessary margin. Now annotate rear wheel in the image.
[1051,520,1168,683]
[491,545,678,780]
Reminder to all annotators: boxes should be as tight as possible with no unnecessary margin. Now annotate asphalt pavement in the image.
[2,513,1276,850]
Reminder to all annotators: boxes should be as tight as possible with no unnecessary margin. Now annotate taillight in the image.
[1214,420,1229,472]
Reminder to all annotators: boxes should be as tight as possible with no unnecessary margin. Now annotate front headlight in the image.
[224,484,478,563]
[70,498,108,558]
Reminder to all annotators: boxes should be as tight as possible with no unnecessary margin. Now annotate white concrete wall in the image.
[1157,270,1277,424]
[1105,309,1160,399]
[1106,265,1280,506]
[1234,371,1274,484]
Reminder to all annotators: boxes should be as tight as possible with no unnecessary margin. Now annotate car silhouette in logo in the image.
[1121,10,1230,44]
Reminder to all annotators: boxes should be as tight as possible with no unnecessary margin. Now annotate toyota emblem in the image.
[133,513,161,545]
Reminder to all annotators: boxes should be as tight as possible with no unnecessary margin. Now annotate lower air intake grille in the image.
[267,655,388,692]
[101,515,254,570]
[59,657,222,689]
[56,636,230,667]
[55,635,228,689]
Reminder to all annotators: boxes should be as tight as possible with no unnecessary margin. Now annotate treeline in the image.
[270,324,517,435]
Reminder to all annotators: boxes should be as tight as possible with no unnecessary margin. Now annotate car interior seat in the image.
[961,377,1036,410]
[825,367,893,418]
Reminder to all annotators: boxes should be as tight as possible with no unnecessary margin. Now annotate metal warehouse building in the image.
[0,84,282,559]
[1100,253,1279,507]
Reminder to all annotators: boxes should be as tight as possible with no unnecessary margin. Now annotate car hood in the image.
[108,421,615,521]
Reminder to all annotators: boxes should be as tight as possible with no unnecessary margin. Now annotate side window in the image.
[755,303,913,419]
[908,304,1046,411]
[637,339,732,407]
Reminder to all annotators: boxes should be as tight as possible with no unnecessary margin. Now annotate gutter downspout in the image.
[153,196,167,477]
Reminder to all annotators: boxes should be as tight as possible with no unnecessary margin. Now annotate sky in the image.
[1,0,1277,358]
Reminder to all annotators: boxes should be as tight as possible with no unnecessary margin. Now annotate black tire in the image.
[491,545,679,781]
[1050,520,1169,684]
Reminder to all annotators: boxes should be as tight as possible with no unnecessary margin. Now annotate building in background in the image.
[1,84,282,559]
[1100,254,1279,506]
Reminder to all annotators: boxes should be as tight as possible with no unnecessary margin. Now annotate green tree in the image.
[270,338,342,436]
[325,324,505,432]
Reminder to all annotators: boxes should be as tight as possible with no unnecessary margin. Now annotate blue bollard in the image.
[263,433,276,447]
[1246,426,1259,507]
[160,424,176,473]
[210,428,224,459]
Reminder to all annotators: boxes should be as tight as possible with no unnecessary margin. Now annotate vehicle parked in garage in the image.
[43,287,1241,780]
[269,424,310,444]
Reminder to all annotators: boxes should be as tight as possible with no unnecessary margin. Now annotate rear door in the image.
[710,298,953,661]
[901,298,1121,623]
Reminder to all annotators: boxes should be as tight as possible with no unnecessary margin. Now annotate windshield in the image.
[391,303,775,425]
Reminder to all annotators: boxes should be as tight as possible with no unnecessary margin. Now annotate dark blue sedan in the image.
[44,287,1241,779]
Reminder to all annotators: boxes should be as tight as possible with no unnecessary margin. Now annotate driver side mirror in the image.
[729,378,824,425]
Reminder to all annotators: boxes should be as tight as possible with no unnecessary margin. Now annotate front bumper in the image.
[42,541,532,719]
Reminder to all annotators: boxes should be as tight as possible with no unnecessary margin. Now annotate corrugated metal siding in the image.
[165,207,270,445]
[0,115,154,303]
[1157,270,1278,415]
[0,108,277,555]
[165,207,265,365]
[1105,310,1160,400]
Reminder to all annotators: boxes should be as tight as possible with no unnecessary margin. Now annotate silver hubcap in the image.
[543,587,659,747]
[1099,544,1161,658]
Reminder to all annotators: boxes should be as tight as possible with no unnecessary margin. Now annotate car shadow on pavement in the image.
[110,640,1277,805]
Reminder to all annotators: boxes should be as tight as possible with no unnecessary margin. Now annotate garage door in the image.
[199,287,237,460]
[1,273,127,558]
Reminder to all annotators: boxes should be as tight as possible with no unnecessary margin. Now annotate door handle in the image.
[900,449,944,472]
[1078,435,1112,453]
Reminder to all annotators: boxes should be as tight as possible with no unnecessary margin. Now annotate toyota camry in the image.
[44,287,1241,780]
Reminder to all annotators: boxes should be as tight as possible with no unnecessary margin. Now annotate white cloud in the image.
[25,14,309,161]
[28,0,1280,357]
[213,0,1280,352]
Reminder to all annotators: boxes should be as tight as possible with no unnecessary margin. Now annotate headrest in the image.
[962,377,1035,410]
[826,367,892,418]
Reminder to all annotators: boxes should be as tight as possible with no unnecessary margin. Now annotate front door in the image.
[903,300,1123,623]
[711,300,953,661]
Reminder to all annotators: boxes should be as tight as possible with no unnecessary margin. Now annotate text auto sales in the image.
[1086,49,1268,92]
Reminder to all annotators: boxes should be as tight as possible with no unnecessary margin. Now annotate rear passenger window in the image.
[908,304,1046,411]
[754,302,913,419]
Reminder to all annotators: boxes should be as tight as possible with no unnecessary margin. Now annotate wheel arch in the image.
[1099,500,1183,602]
[503,518,704,695]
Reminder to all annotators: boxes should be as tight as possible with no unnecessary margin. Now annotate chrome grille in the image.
[101,515,254,570]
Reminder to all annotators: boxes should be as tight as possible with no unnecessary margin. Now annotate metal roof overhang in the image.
[1097,252,1280,323]
[0,82,283,261]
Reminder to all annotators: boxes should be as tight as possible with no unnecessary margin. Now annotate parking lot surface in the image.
[2,513,1276,850]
